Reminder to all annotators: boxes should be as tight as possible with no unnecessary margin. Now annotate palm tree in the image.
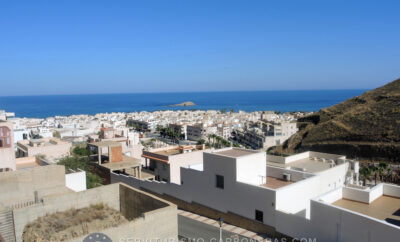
[360,167,372,186]
[207,134,212,145]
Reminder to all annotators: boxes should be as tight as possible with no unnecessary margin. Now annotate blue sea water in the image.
[0,90,367,118]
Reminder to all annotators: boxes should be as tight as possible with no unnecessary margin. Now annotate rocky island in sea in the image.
[169,101,196,107]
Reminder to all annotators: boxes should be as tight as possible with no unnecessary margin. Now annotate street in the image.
[178,215,260,242]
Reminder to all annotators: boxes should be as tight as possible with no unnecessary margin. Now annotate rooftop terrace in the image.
[267,158,333,173]
[333,196,400,226]
[153,148,182,156]
[261,176,294,189]
[214,148,258,158]
[267,151,346,173]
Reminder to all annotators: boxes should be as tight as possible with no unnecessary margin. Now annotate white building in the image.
[111,148,400,241]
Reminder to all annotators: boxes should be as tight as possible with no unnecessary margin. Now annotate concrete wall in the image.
[13,183,178,242]
[119,183,169,220]
[13,184,120,242]
[0,165,65,207]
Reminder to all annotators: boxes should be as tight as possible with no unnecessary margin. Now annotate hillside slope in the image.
[273,78,400,162]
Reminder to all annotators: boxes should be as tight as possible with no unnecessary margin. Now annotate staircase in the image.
[0,209,15,242]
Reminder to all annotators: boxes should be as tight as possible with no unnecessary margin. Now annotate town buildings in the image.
[234,120,298,149]
[141,144,207,183]
[0,121,16,171]
[16,137,71,161]
[88,141,154,183]
[0,110,15,121]
[186,124,204,141]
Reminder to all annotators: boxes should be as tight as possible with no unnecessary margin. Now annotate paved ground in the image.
[178,210,271,241]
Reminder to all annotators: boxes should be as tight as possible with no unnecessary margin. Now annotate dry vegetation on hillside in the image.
[272,78,400,162]
[22,203,128,241]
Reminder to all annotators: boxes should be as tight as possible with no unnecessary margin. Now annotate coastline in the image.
[0,89,366,118]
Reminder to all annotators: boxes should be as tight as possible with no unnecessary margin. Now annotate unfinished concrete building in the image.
[0,165,177,242]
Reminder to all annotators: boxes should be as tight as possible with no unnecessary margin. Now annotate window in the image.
[255,210,263,222]
[216,175,224,189]
[0,127,11,148]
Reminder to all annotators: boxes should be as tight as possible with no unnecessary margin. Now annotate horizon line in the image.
[0,88,369,98]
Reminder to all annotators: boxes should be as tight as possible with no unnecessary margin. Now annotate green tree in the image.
[57,156,103,189]
[72,146,88,156]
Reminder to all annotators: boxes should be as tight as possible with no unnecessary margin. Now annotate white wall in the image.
[342,185,383,204]
[169,150,205,184]
[310,199,400,242]
[316,163,349,194]
[267,152,310,164]
[383,183,400,197]
[236,152,266,185]
[267,165,314,181]
[65,170,87,192]
[112,151,278,227]
[275,176,320,217]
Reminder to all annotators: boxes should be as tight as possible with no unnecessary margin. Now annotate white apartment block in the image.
[112,148,400,241]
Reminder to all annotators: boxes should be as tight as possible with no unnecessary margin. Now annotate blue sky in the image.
[0,0,399,96]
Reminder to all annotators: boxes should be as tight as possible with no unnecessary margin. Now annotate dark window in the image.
[216,175,224,189]
[255,210,263,222]
[162,178,168,182]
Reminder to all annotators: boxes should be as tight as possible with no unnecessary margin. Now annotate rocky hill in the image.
[272,78,400,162]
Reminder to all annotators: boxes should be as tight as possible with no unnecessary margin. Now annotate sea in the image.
[0,90,367,118]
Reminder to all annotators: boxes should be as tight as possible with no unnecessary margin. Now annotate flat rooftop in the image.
[268,158,333,173]
[214,149,258,158]
[99,156,141,171]
[153,148,182,156]
[333,196,400,226]
[261,176,294,189]
[89,141,121,147]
